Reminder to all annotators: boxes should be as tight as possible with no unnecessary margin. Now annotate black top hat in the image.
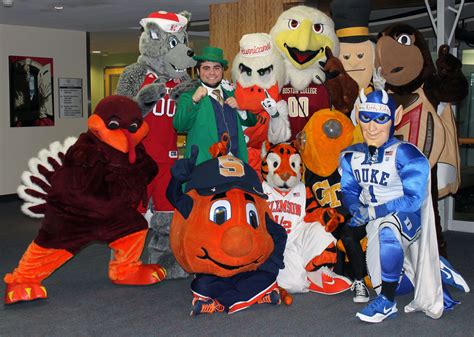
[330,0,372,43]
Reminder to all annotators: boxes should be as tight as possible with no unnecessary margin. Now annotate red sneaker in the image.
[307,267,352,295]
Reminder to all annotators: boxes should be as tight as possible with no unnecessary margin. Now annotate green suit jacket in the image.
[174,86,256,165]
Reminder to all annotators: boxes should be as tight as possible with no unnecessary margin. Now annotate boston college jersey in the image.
[263,181,305,242]
[140,71,179,164]
[280,82,330,139]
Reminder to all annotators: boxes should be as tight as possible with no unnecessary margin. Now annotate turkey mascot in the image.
[116,10,197,279]
[375,23,468,257]
[5,96,166,304]
[231,33,291,175]
[166,145,288,316]
[269,5,358,139]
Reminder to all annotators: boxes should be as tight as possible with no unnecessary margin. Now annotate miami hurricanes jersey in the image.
[280,82,330,139]
[140,71,179,164]
[263,181,305,242]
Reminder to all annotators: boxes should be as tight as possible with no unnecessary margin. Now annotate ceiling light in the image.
[54,5,64,10]
[92,50,101,54]
[3,0,13,7]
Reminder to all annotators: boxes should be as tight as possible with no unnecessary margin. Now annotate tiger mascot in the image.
[261,142,352,294]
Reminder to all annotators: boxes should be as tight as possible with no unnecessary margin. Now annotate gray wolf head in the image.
[139,11,196,79]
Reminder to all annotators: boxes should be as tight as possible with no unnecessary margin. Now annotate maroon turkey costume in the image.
[4,95,166,304]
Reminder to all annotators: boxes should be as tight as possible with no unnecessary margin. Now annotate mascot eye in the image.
[107,120,120,130]
[246,203,259,229]
[396,34,412,46]
[209,200,232,225]
[343,54,350,60]
[168,36,178,49]
[323,119,342,139]
[150,30,160,40]
[357,53,364,59]
[375,115,391,124]
[313,23,324,34]
[288,19,300,30]
[359,113,372,123]
[128,122,139,133]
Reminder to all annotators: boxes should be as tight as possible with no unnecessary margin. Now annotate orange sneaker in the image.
[190,298,225,316]
[307,267,352,295]
[257,289,281,305]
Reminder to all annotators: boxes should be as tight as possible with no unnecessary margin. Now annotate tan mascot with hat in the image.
[331,0,376,143]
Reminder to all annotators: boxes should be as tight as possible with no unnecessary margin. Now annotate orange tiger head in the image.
[261,142,302,191]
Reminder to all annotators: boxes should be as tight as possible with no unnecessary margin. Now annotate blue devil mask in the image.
[358,89,397,138]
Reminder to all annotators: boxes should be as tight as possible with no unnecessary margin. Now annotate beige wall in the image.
[90,53,139,111]
[0,24,88,195]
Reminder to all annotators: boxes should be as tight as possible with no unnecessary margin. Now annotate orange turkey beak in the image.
[87,114,149,164]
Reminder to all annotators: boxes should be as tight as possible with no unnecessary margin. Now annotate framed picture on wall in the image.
[9,55,54,127]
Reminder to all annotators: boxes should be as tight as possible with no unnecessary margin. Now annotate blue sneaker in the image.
[190,298,225,316]
[356,294,398,323]
[440,256,470,293]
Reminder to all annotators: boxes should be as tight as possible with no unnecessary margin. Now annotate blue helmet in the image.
[358,89,397,137]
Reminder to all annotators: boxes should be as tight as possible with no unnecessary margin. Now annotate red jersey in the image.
[280,82,330,139]
[140,72,179,164]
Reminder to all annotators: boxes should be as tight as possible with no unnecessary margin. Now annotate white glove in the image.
[373,67,386,91]
[237,109,248,120]
[261,89,280,118]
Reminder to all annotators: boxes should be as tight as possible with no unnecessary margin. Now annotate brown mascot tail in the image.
[17,137,77,218]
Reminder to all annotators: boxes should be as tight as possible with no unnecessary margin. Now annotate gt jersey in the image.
[280,82,330,139]
[263,181,305,242]
[304,168,348,218]
[140,71,179,164]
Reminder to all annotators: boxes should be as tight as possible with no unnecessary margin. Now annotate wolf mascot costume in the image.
[116,11,196,279]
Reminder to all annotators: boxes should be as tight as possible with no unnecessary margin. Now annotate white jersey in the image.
[349,142,403,207]
[262,181,305,242]
[263,181,336,293]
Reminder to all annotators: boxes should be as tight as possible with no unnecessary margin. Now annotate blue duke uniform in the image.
[340,138,428,241]
[339,137,444,318]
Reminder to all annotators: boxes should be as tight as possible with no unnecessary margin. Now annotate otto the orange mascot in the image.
[167,145,287,315]
[5,96,166,304]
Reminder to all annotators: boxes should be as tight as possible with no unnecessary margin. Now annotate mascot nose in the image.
[279,172,291,182]
[220,226,253,257]
[187,50,194,57]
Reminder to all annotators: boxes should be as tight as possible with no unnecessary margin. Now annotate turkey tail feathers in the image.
[17,137,77,218]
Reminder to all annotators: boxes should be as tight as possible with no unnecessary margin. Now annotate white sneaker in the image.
[351,280,370,303]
